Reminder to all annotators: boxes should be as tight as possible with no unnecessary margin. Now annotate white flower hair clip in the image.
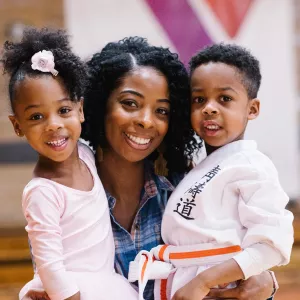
[31,50,58,76]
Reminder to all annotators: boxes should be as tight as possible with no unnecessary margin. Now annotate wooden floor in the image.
[1,213,300,300]
[0,265,33,300]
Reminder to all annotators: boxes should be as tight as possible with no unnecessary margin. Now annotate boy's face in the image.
[190,62,259,149]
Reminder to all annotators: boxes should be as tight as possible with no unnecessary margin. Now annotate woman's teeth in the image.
[125,133,151,145]
[47,138,66,146]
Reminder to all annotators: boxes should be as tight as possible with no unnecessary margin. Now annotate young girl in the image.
[129,44,294,300]
[2,28,138,300]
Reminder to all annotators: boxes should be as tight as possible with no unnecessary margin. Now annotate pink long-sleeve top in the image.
[22,143,115,300]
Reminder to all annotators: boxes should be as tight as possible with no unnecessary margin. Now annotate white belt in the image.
[128,244,242,300]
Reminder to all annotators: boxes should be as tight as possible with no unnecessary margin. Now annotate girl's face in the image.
[104,66,170,162]
[9,76,84,162]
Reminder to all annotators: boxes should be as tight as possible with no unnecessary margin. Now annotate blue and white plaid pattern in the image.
[107,164,182,300]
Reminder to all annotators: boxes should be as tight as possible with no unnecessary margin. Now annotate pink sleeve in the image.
[22,186,79,300]
[78,142,95,164]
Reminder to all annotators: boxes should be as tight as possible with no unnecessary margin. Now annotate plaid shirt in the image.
[107,163,183,300]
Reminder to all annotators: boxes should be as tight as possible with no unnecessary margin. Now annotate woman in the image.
[23,37,275,300]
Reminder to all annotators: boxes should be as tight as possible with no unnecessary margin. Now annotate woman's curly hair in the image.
[81,37,200,173]
[1,27,87,110]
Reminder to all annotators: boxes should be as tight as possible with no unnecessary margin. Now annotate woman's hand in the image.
[21,289,50,300]
[207,271,274,300]
[171,277,210,300]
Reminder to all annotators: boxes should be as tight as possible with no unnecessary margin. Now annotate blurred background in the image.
[0,0,300,299]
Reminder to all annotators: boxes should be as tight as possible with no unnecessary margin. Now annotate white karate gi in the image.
[129,140,294,300]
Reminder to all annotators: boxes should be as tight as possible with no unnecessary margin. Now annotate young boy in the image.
[129,44,294,300]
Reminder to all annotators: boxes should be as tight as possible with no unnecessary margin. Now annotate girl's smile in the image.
[45,137,69,151]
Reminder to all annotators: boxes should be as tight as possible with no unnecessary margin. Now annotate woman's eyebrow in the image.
[191,87,204,92]
[120,90,170,103]
[157,99,171,104]
[120,90,144,98]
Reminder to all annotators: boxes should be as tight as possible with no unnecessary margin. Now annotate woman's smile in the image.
[123,132,152,150]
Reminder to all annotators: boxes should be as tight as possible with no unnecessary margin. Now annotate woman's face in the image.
[104,66,170,162]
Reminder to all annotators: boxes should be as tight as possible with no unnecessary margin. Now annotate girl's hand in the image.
[22,289,50,300]
[65,291,80,300]
[171,278,210,300]
[207,271,274,300]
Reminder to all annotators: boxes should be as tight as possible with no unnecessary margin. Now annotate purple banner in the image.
[145,0,213,63]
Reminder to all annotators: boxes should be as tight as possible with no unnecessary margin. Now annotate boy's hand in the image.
[171,277,209,300]
[207,271,274,300]
[22,289,50,300]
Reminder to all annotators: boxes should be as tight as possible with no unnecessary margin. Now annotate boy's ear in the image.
[79,98,85,123]
[8,115,24,137]
[248,98,260,120]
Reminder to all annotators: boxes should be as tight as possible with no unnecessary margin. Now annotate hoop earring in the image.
[154,147,168,177]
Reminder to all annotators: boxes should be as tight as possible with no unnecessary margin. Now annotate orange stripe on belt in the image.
[141,254,148,282]
[160,279,168,300]
[169,245,241,260]
[158,244,169,261]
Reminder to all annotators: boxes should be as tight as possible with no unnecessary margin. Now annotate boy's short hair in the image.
[189,43,261,99]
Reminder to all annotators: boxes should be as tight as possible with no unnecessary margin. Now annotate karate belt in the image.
[128,244,242,300]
